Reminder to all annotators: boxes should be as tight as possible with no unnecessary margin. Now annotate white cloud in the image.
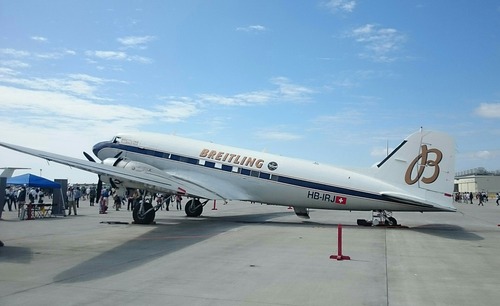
[257,131,302,141]
[348,24,406,62]
[35,52,66,60]
[314,110,366,126]
[86,50,152,64]
[0,60,30,69]
[155,98,200,122]
[0,48,30,58]
[271,77,315,100]
[31,36,48,42]
[0,85,200,135]
[0,69,128,101]
[197,78,313,106]
[460,149,500,162]
[65,49,77,56]
[117,35,155,49]
[236,25,267,32]
[0,48,76,61]
[323,0,356,13]
[475,103,500,118]
[85,51,152,64]
[89,50,127,60]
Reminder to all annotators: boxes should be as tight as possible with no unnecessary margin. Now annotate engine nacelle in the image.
[100,158,173,194]
[102,158,165,176]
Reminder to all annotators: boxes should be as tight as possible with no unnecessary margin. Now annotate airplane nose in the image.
[92,141,109,158]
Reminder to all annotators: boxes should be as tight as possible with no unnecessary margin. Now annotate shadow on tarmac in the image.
[410,224,483,241]
[52,210,482,284]
[52,211,290,284]
[0,246,33,263]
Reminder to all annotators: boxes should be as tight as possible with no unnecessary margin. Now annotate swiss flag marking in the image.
[335,196,347,205]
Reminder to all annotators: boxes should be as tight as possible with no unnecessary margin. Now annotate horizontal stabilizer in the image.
[380,191,456,212]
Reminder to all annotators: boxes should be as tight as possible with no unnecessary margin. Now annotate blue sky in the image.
[0,0,499,183]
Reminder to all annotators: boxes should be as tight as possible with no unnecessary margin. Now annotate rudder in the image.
[375,129,456,210]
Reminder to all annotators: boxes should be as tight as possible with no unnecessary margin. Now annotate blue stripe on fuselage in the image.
[93,142,428,208]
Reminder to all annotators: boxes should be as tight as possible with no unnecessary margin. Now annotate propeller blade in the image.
[114,151,123,159]
[112,157,123,167]
[83,151,96,162]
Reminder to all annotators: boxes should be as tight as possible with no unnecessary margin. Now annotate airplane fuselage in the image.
[92,132,447,212]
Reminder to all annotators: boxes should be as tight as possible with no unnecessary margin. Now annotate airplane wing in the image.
[0,142,227,200]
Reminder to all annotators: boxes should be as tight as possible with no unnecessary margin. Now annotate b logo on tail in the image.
[405,145,443,185]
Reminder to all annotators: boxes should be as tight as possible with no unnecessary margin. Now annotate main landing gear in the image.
[133,199,156,224]
[357,210,398,227]
[184,199,209,217]
[132,193,210,224]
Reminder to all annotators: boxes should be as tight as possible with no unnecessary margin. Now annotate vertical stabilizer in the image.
[0,167,30,178]
[374,130,456,210]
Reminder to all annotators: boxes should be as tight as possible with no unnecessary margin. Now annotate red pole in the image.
[330,224,350,261]
[212,200,217,210]
[338,223,343,255]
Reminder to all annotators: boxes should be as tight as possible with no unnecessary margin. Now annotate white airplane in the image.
[0,167,30,178]
[0,129,456,225]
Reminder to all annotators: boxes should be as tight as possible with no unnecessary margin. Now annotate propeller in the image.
[83,151,103,200]
[83,150,124,199]
[83,152,96,163]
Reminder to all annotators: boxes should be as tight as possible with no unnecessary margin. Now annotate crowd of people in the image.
[62,186,184,216]
[2,184,185,217]
[454,191,500,206]
[3,186,50,211]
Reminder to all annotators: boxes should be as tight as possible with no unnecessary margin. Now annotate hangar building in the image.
[454,168,500,197]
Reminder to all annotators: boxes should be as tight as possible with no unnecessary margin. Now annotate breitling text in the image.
[199,149,265,169]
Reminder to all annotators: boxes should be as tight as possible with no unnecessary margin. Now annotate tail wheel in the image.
[185,199,203,217]
[133,201,155,224]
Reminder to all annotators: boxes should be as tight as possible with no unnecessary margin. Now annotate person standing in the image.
[478,193,484,206]
[17,187,26,219]
[67,187,77,216]
[74,187,81,208]
[113,192,121,211]
[176,194,182,210]
[99,188,109,214]
[5,187,12,211]
[89,187,96,206]
[129,189,140,211]
[37,188,44,204]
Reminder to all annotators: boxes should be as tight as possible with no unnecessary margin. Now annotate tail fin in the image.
[374,129,456,211]
[0,167,30,178]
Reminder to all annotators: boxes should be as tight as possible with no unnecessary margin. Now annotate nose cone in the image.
[92,141,110,159]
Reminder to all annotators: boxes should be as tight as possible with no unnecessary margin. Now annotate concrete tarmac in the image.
[1,199,499,306]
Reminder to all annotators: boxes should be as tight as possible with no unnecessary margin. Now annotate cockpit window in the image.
[112,136,121,144]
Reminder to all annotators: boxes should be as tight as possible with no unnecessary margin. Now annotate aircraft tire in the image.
[387,217,397,226]
[185,199,203,217]
[133,201,155,224]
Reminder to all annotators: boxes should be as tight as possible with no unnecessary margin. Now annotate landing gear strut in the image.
[357,210,398,227]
